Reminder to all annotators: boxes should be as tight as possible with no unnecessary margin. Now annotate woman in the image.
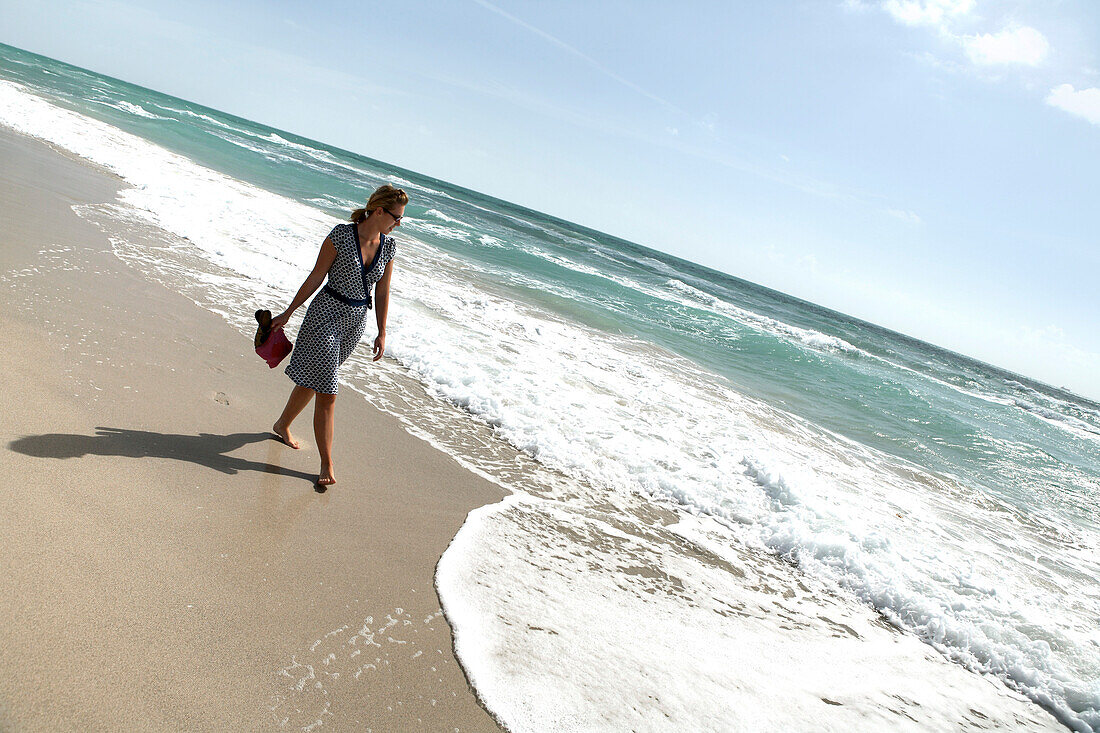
[270,184,408,486]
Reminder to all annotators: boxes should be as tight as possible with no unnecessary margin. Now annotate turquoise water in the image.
[2,42,1097,730]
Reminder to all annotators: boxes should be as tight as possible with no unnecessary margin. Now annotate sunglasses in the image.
[382,207,403,224]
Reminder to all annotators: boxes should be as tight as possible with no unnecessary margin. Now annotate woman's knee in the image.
[315,393,337,407]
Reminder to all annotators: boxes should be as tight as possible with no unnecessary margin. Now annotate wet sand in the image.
[0,128,506,731]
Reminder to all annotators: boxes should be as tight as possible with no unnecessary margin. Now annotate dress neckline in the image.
[352,224,384,271]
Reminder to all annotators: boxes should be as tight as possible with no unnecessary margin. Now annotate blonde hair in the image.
[350,184,410,224]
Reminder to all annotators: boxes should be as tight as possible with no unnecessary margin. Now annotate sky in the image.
[2,0,1099,399]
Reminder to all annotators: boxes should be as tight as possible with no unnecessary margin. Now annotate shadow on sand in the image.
[9,426,319,486]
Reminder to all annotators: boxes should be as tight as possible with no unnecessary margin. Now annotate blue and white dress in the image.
[285,223,396,394]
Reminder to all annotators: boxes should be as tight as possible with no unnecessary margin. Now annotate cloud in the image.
[796,253,820,272]
[840,0,874,13]
[886,208,922,223]
[875,2,1049,70]
[1046,84,1100,125]
[882,0,974,28]
[963,26,1049,66]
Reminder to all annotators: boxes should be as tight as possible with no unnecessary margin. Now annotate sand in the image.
[0,128,506,730]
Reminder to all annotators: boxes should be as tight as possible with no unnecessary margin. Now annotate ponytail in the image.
[349,184,409,224]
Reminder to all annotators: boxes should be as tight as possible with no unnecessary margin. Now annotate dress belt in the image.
[323,284,371,309]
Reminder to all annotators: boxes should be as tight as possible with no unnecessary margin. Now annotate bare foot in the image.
[272,421,300,449]
[317,464,336,486]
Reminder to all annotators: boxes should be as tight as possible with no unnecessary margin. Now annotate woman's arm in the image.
[271,236,337,330]
[371,258,395,361]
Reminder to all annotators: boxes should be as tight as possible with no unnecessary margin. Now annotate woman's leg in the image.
[314,393,337,485]
[273,384,314,449]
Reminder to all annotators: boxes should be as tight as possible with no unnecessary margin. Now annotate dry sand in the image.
[0,128,506,730]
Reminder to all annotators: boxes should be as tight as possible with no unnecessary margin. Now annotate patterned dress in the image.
[285,223,396,394]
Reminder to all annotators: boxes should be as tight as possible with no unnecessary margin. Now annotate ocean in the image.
[2,42,1097,731]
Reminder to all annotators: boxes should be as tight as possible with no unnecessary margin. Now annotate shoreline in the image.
[0,120,1077,731]
[0,127,506,730]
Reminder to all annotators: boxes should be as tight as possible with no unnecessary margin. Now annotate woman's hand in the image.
[271,310,292,331]
[372,332,386,361]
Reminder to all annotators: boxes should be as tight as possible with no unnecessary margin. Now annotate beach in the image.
[2,42,1097,731]
[0,127,505,731]
[0,126,1074,733]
